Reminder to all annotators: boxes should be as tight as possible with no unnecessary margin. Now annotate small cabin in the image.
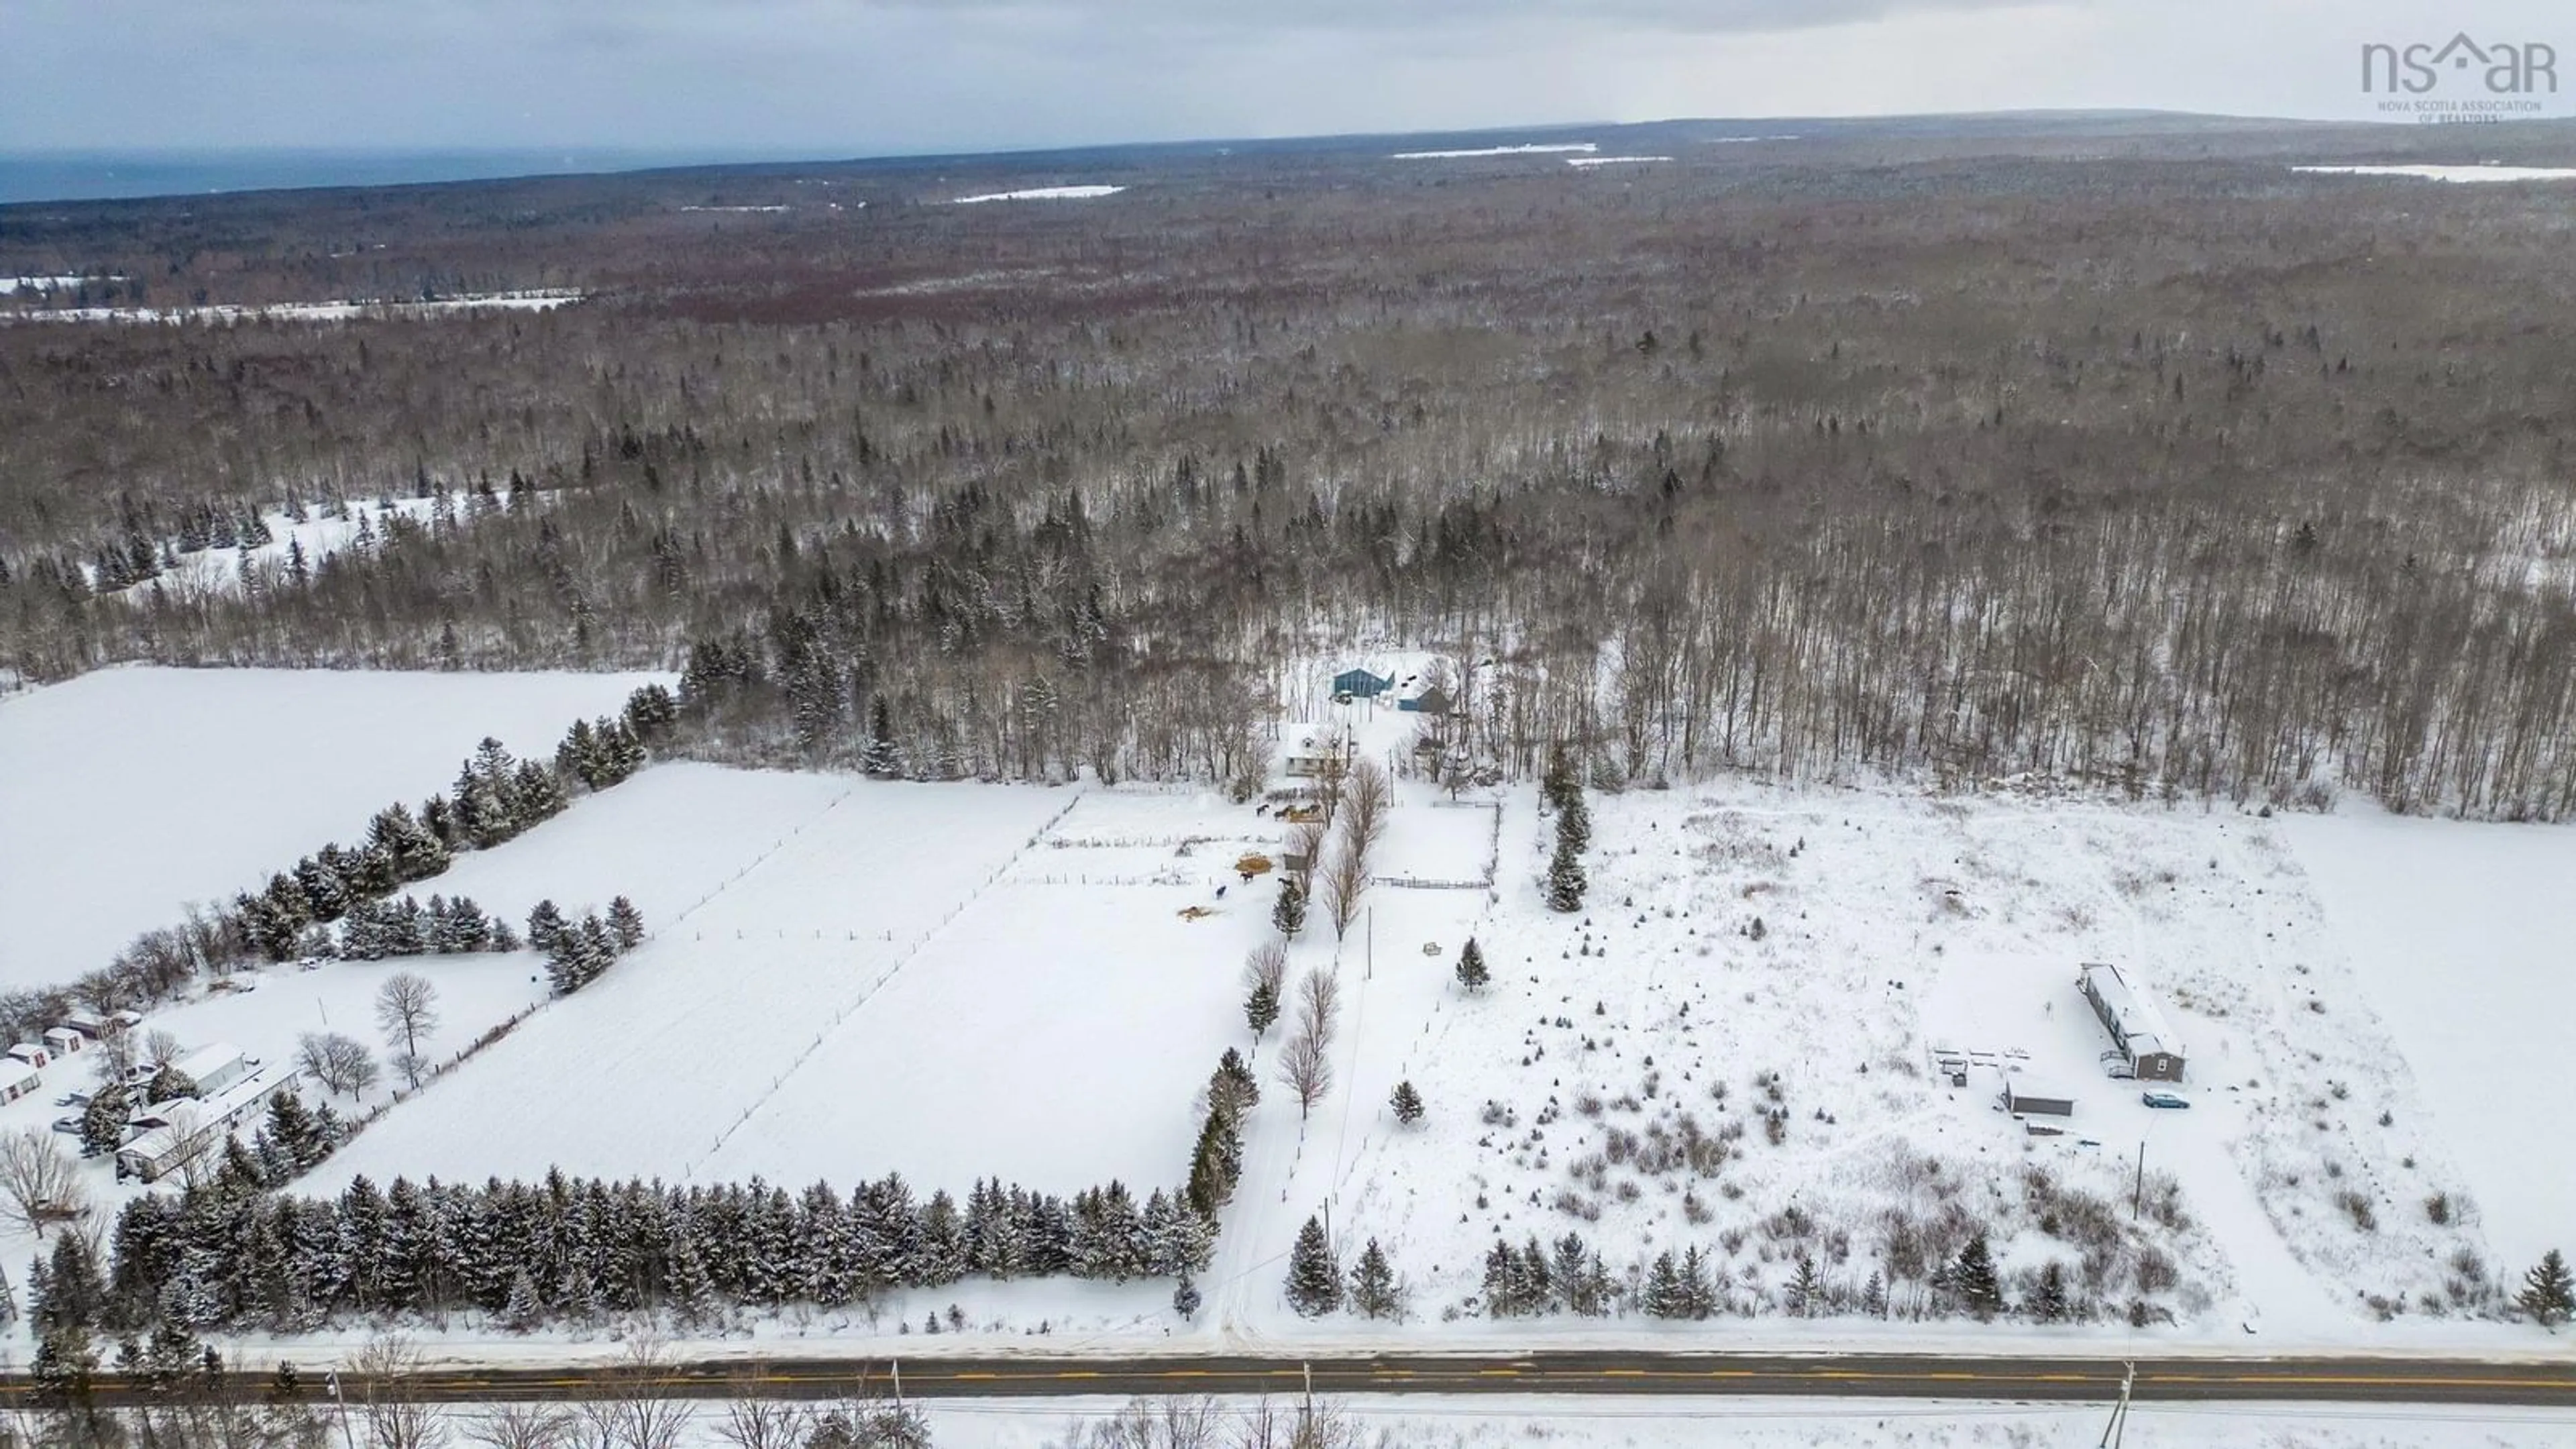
[42,1027,84,1059]
[60,1011,109,1040]
[5,1042,48,1071]
[0,1059,40,1106]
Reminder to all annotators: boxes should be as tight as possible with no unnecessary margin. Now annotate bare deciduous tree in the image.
[711,1386,812,1449]
[574,1335,690,1449]
[142,1028,184,1070]
[1295,968,1340,1049]
[1275,1029,1330,1122]
[376,971,440,1086]
[1073,1395,1222,1449]
[1243,941,1288,999]
[1285,818,1328,883]
[1340,759,1390,855]
[349,1335,447,1449]
[89,1028,139,1089]
[0,1128,85,1237]
[465,1403,577,1449]
[298,1030,380,1099]
[1318,841,1368,941]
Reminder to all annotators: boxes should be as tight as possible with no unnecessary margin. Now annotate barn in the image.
[1331,667,1393,699]
[2078,963,2186,1082]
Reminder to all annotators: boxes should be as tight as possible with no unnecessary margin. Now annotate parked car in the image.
[49,1116,80,1136]
[2141,1091,2191,1110]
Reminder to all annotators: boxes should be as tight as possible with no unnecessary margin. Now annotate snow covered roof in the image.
[172,1042,243,1084]
[0,1059,39,1091]
[2080,963,2180,1059]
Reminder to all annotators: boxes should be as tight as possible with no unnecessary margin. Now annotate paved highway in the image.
[9,1351,2572,1409]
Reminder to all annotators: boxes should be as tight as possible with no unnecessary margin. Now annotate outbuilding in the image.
[42,1027,84,1059]
[1330,667,1393,699]
[2001,1077,2076,1118]
[0,1059,40,1106]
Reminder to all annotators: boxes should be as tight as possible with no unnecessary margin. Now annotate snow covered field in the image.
[1566,156,1672,168]
[1393,144,1597,159]
[951,186,1125,203]
[2283,810,2576,1278]
[1,289,580,323]
[2292,165,2576,183]
[309,775,1267,1197]
[0,665,663,987]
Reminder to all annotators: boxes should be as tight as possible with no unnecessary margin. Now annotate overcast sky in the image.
[1,0,2565,155]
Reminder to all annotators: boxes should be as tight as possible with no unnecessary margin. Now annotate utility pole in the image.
[1300,1359,1315,1438]
[2132,1141,2146,1220]
[1366,907,1373,981]
[892,1357,904,1409]
[2096,1360,2134,1448]
[327,1369,357,1449]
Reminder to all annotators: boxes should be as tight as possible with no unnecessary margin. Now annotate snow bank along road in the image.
[4,1352,2570,1409]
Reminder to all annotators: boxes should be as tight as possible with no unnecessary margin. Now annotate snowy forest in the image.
[5,123,2576,818]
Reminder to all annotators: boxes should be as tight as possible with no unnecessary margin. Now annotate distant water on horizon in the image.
[0,148,812,206]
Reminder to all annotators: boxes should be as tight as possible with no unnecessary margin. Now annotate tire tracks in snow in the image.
[679,786,1089,1180]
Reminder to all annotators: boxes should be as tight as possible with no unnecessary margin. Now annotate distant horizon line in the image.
[0,107,2504,209]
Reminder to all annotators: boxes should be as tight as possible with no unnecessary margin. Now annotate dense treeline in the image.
[5,129,2575,816]
[42,1166,1210,1341]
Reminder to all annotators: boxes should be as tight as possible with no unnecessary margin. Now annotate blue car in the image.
[2141,1091,2190,1110]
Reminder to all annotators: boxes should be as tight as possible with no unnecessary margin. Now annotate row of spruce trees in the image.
[47,1165,1214,1344]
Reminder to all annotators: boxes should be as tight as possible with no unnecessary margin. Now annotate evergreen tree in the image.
[1863,1270,1888,1318]
[1787,1252,1821,1316]
[79,1085,131,1159]
[1678,1245,1717,1320]
[2520,1249,2575,1328]
[1285,1216,1341,1316]
[1643,1250,1687,1320]
[525,899,569,953]
[2031,1260,2070,1323]
[861,698,902,779]
[1172,1271,1201,1321]
[1185,1110,1242,1220]
[667,1228,718,1328]
[606,896,646,953]
[1389,1079,1424,1125]
[1558,793,1592,853]
[1272,876,1306,937]
[1454,936,1489,992]
[1244,979,1280,1042]
[1348,1238,1401,1320]
[29,1325,97,1413]
[1546,830,1588,913]
[1953,1233,2004,1320]
[577,915,616,982]
[1210,1049,1260,1120]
